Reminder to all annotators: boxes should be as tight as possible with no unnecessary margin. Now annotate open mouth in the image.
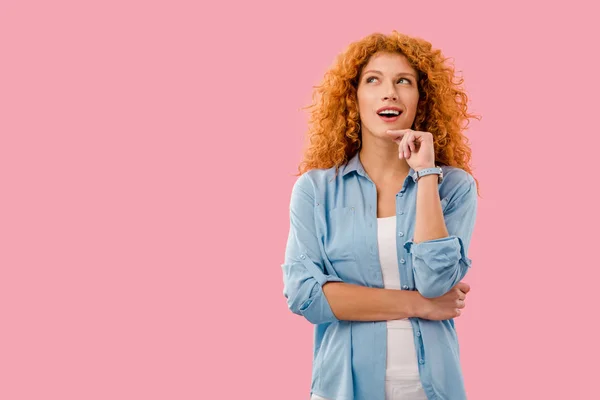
[377,110,402,122]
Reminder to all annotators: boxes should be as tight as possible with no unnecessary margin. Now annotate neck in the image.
[358,133,411,183]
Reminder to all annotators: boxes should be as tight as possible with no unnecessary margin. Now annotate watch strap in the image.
[414,167,443,183]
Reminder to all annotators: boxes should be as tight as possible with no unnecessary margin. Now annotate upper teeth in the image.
[379,110,400,115]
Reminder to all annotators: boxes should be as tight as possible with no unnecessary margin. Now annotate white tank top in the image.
[309,216,426,400]
[376,215,421,380]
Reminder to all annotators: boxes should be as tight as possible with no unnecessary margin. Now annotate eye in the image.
[365,76,412,84]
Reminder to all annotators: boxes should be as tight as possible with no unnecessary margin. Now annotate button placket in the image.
[369,184,383,288]
[396,190,410,291]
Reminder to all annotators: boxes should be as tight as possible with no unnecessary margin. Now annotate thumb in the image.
[457,282,471,293]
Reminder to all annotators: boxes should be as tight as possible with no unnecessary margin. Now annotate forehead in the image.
[361,52,416,75]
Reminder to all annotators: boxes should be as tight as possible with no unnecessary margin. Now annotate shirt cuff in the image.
[299,275,343,324]
[404,236,472,270]
[297,252,343,324]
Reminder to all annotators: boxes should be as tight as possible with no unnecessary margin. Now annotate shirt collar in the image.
[342,151,418,182]
[341,151,363,176]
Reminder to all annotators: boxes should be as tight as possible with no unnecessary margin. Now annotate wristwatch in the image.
[413,166,444,184]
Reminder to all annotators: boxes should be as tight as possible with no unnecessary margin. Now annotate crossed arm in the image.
[281,173,477,324]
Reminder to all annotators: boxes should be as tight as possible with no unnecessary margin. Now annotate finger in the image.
[457,282,470,293]
[407,132,416,154]
[457,299,466,308]
[406,131,417,158]
[402,135,411,159]
[404,132,413,159]
[409,130,429,141]
[398,133,408,159]
[398,137,404,159]
[386,129,407,141]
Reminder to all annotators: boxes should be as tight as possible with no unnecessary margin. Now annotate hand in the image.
[415,282,470,320]
[386,129,435,171]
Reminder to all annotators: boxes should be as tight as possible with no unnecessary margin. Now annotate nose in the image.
[382,86,398,101]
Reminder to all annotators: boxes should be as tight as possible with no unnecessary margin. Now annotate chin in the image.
[376,125,405,135]
[363,121,409,138]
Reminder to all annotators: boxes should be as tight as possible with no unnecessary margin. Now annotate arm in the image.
[281,174,420,323]
[322,281,420,322]
[404,173,478,298]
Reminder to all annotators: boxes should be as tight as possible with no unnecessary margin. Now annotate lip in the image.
[376,106,403,113]
[376,106,403,123]
[378,114,400,123]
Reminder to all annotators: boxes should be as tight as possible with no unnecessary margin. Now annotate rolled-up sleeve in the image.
[281,174,343,324]
[404,177,478,298]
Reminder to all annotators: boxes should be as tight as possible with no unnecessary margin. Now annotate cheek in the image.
[405,93,420,115]
[357,92,375,117]
[411,91,420,106]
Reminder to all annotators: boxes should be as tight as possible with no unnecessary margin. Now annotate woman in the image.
[281,31,480,400]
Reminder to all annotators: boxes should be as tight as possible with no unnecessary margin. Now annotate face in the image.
[356,52,420,139]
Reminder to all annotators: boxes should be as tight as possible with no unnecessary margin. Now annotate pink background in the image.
[1,0,599,399]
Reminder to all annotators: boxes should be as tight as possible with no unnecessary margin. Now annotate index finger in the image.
[385,129,409,140]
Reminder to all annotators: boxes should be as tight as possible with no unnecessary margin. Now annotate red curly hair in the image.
[298,31,481,195]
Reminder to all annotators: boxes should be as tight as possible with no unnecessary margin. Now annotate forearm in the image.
[407,174,478,298]
[413,174,448,243]
[322,281,420,322]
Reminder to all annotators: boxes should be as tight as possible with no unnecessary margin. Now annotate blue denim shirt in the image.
[281,152,478,400]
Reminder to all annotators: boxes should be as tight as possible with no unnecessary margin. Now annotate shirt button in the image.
[416,331,421,337]
[399,211,404,215]
[402,285,409,290]
[398,232,404,237]
[419,359,425,365]
[300,255,306,260]
[400,258,406,264]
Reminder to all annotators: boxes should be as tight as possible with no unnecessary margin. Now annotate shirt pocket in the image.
[324,206,356,263]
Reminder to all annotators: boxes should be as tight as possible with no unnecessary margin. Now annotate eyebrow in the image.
[362,70,417,79]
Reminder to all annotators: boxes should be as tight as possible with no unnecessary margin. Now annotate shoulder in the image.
[439,166,476,199]
[293,166,341,198]
[440,165,475,186]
